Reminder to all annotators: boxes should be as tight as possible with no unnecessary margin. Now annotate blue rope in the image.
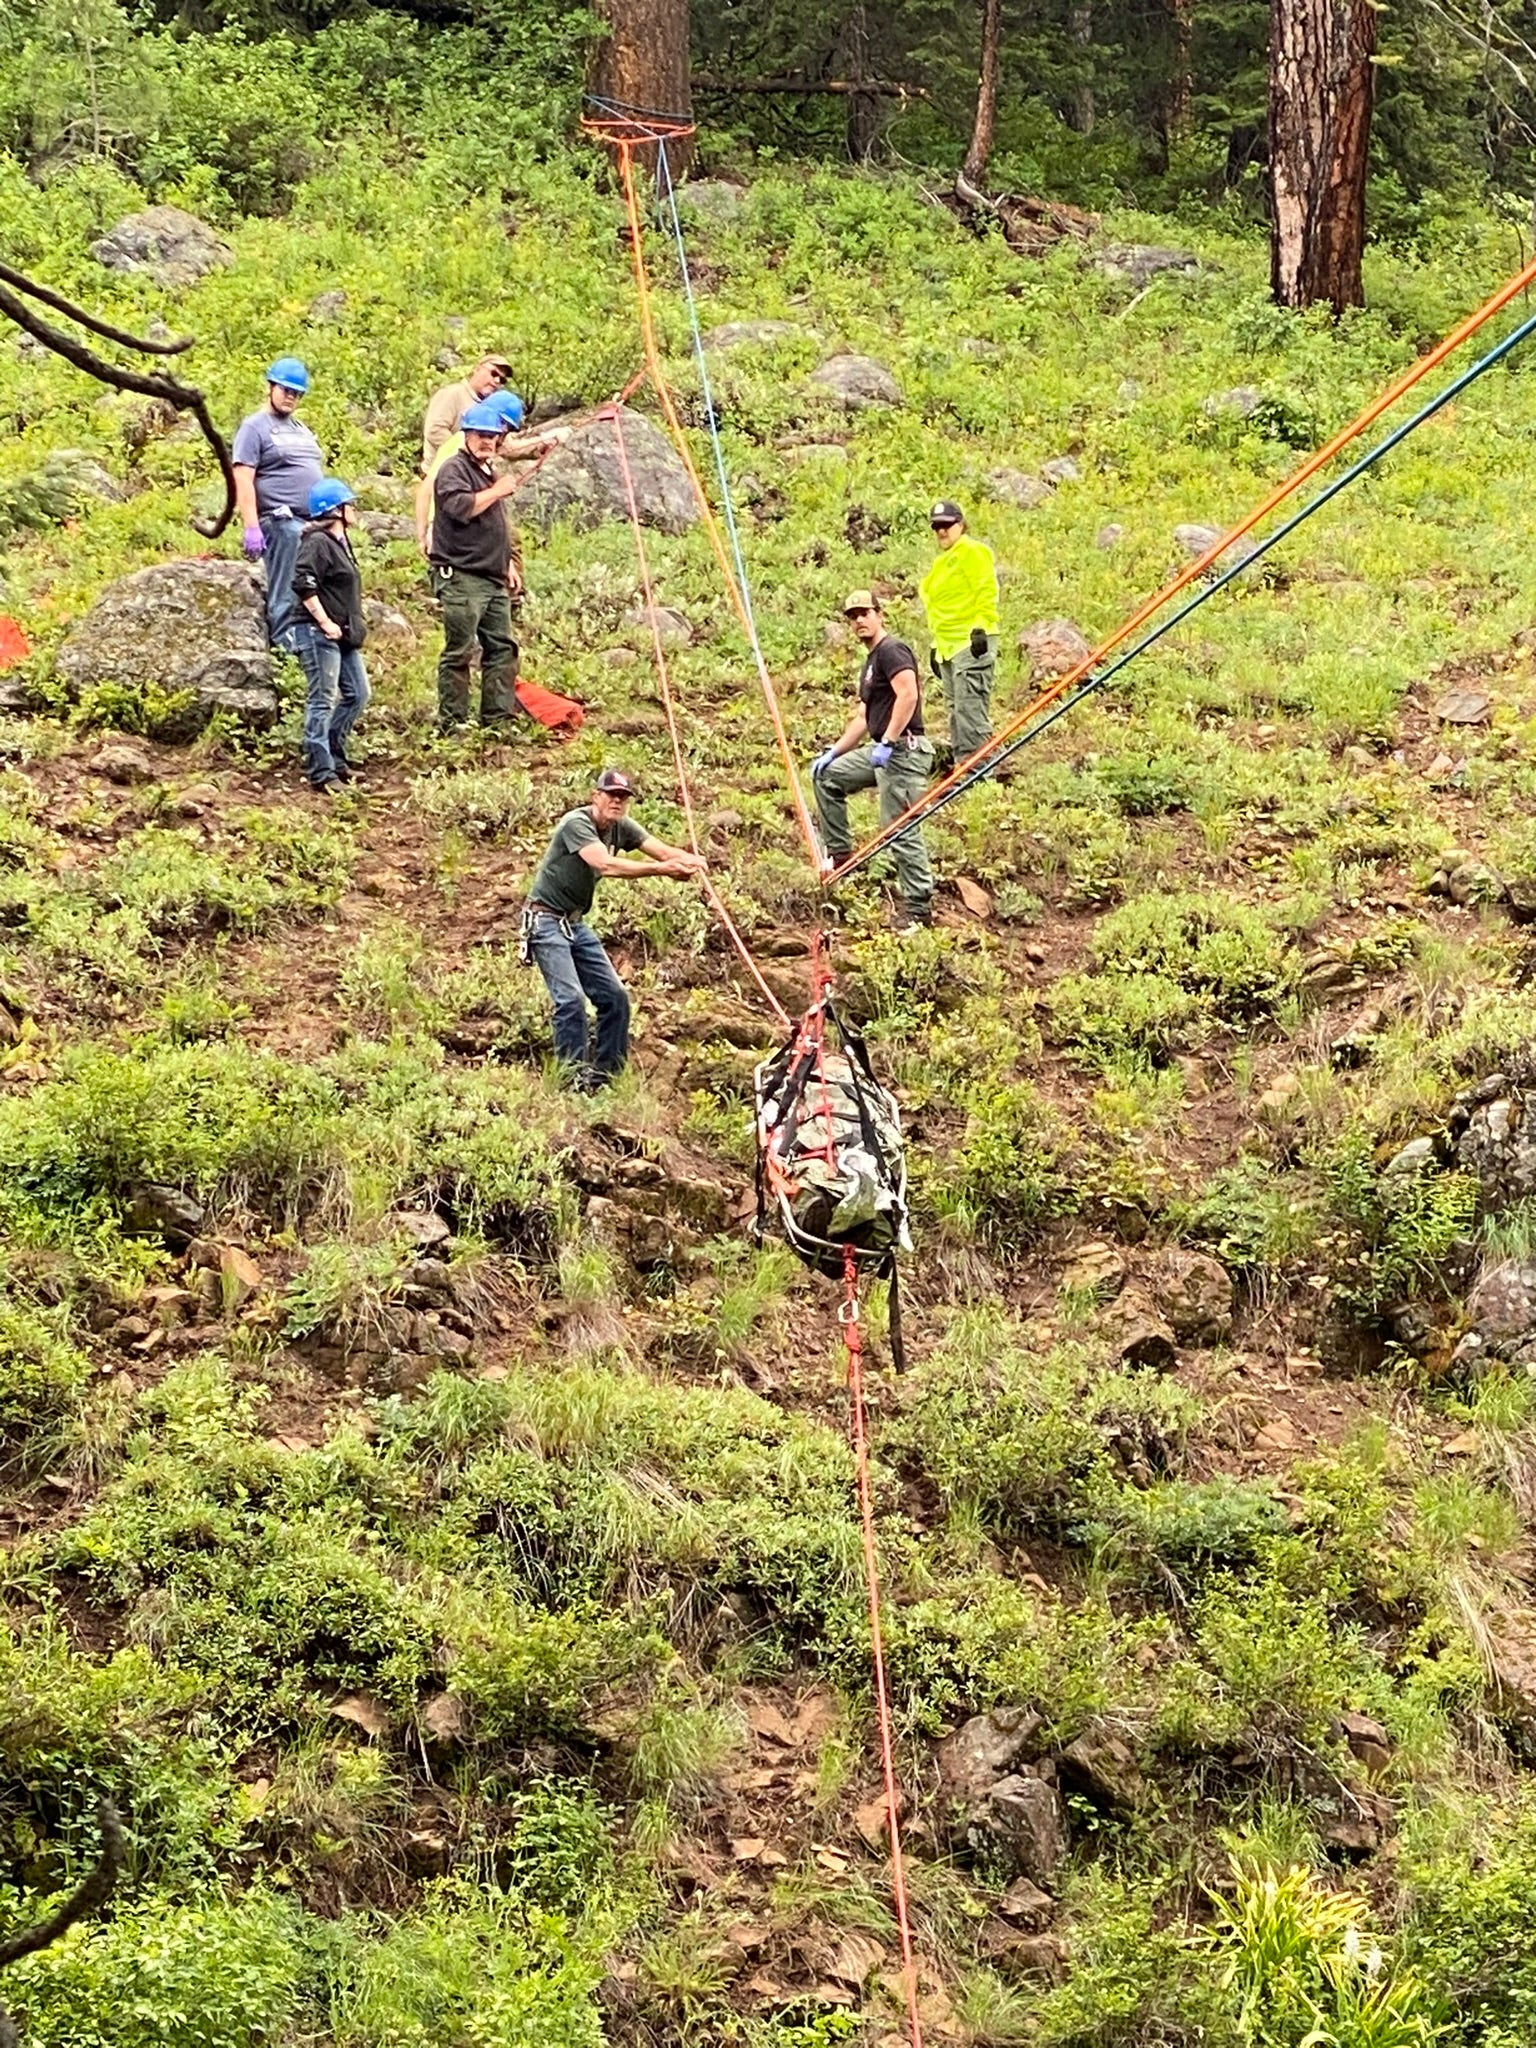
[654,138,764,649]
[841,299,1536,864]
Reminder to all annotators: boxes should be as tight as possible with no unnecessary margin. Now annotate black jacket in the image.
[429,447,511,579]
[291,524,366,649]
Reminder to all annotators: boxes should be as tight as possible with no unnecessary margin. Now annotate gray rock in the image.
[937,1706,1043,1803]
[626,601,692,648]
[1173,523,1260,574]
[1105,1286,1178,1372]
[90,206,230,288]
[702,320,805,351]
[1058,1726,1148,1814]
[391,1209,452,1250]
[1095,524,1125,550]
[1469,1259,1536,1349]
[0,681,32,715]
[125,1183,204,1249]
[675,179,748,223]
[1019,617,1092,679]
[362,597,416,649]
[89,741,154,785]
[443,315,468,334]
[1040,455,1082,486]
[987,468,1051,510]
[808,353,903,410]
[307,289,348,323]
[1201,385,1264,419]
[1117,378,1142,402]
[431,347,462,373]
[519,405,697,536]
[1093,244,1199,290]
[357,512,416,546]
[57,559,276,740]
[43,449,127,507]
[961,338,1003,361]
[1146,1248,1232,1345]
[1383,1136,1438,1180]
[969,1772,1067,1885]
[1447,858,1504,907]
[1435,688,1493,726]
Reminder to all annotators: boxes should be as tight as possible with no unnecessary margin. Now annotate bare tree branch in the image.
[0,1802,125,2048]
[0,280,234,537]
[0,262,193,356]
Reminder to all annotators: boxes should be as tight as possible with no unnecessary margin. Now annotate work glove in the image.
[929,647,942,678]
[242,524,266,558]
[868,742,893,769]
[811,747,838,779]
[970,626,990,658]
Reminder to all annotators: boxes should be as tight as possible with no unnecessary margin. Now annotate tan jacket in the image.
[421,379,478,466]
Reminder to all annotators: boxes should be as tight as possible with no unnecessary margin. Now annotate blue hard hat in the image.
[266,355,310,394]
[461,399,509,433]
[492,391,526,428]
[308,478,355,518]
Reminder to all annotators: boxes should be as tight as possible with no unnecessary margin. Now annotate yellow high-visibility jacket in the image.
[918,534,999,661]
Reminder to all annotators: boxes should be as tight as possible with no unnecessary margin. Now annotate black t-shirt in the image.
[291,525,366,650]
[430,447,511,579]
[859,634,924,742]
[528,808,648,919]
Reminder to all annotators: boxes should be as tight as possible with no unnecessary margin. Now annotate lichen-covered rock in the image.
[937,1706,1043,1802]
[1093,244,1198,289]
[807,353,903,410]
[1018,617,1092,678]
[90,206,230,287]
[1146,1248,1233,1345]
[1173,523,1260,574]
[56,559,277,740]
[1201,385,1264,419]
[987,468,1051,510]
[968,1772,1067,1885]
[519,406,697,535]
[1467,1258,1536,1350]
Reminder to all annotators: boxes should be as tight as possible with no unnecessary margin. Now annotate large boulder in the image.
[807,353,903,410]
[1467,1259,1536,1357]
[56,560,277,740]
[90,207,230,288]
[967,1772,1067,1885]
[1456,1091,1536,1207]
[1146,1248,1233,1345]
[518,407,697,535]
[937,1706,1043,1803]
[1019,617,1092,679]
[1174,523,1260,575]
[702,320,806,351]
[1093,244,1199,289]
[987,468,1051,511]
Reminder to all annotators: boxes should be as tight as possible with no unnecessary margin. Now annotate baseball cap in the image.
[595,766,636,796]
[479,353,513,371]
[930,499,964,527]
[843,589,880,616]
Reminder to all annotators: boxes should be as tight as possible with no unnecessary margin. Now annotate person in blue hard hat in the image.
[290,478,370,796]
[414,388,545,569]
[232,357,324,650]
[428,396,526,734]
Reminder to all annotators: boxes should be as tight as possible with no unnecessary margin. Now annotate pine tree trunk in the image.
[1268,0,1375,313]
[589,0,695,176]
[1065,0,1095,135]
[843,2,881,162]
[1165,0,1192,136]
[962,0,1003,184]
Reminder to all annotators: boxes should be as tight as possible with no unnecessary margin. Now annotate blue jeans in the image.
[260,510,304,649]
[528,914,631,1088]
[294,624,370,787]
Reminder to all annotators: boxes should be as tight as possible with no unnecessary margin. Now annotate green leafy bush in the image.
[1088,892,1296,1018]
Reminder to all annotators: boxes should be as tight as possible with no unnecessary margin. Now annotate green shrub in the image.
[1049,969,1202,1065]
[0,1291,91,1466]
[1088,892,1296,1018]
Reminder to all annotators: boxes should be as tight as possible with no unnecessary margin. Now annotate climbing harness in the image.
[584,95,921,2045]
[833,247,1536,882]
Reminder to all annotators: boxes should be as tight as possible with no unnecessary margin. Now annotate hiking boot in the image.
[890,906,933,935]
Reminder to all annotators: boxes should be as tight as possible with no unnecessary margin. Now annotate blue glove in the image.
[868,742,893,769]
[811,747,838,779]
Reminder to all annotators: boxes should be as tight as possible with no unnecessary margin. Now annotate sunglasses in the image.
[485,367,508,382]
[931,519,959,531]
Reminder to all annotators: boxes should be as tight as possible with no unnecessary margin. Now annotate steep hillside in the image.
[6,145,1536,2048]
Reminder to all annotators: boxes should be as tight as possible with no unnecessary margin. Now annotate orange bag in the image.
[0,617,31,670]
[515,676,584,735]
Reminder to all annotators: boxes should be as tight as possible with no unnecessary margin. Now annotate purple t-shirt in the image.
[231,408,324,519]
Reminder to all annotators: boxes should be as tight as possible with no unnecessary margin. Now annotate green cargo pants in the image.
[433,566,518,732]
[937,632,996,760]
[813,738,935,918]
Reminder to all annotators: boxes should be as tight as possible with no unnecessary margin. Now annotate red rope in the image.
[606,400,791,1030]
[842,1247,924,2048]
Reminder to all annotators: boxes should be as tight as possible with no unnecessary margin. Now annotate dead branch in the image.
[0,279,234,537]
[694,76,929,100]
[0,262,193,356]
[0,1801,124,2048]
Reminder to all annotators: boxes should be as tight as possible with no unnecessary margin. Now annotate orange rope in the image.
[611,137,826,881]
[842,1247,924,2048]
[835,246,1536,879]
[607,401,792,1029]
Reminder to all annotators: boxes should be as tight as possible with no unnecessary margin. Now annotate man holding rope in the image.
[811,592,935,933]
[523,767,706,1092]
